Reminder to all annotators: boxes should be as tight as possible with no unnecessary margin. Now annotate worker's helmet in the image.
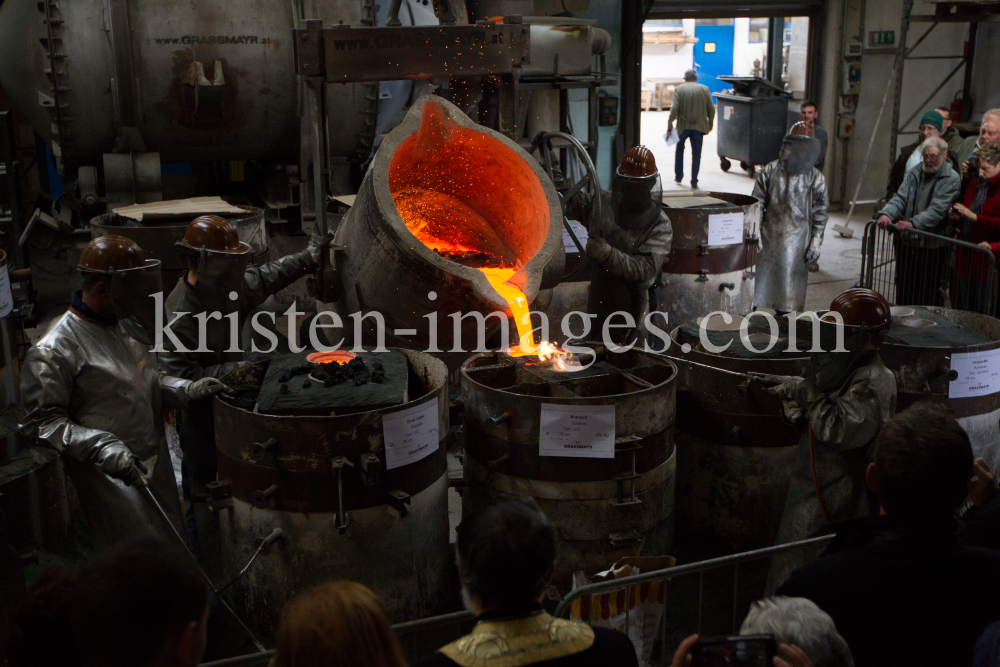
[829,288,892,330]
[79,235,162,346]
[618,145,658,178]
[613,145,661,229]
[780,122,822,175]
[78,234,147,273]
[788,120,815,138]
[177,215,249,254]
[174,215,251,311]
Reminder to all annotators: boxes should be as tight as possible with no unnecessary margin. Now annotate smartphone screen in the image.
[690,634,778,667]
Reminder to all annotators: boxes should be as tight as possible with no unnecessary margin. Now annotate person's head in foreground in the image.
[672,596,853,667]
[868,401,973,531]
[73,537,209,667]
[269,580,406,667]
[976,142,1000,182]
[456,496,556,614]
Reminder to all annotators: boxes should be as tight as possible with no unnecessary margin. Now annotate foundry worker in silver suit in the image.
[586,145,673,345]
[158,215,328,562]
[766,288,897,590]
[19,235,229,552]
[753,122,830,314]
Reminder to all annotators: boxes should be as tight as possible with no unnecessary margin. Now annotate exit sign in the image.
[868,30,895,46]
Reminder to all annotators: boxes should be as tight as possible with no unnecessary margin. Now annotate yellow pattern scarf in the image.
[439,612,595,667]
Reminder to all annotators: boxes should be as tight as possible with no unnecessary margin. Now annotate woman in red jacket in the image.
[951,142,1000,314]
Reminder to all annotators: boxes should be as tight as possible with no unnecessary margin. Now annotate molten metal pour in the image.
[389,102,577,370]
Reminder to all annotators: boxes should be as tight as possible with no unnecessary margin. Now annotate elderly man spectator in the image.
[668,69,715,190]
[672,597,853,667]
[777,402,1000,667]
[415,498,638,667]
[877,136,961,305]
[957,109,1000,176]
[885,110,959,201]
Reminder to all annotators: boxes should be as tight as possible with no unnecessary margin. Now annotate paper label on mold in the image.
[539,403,615,459]
[707,212,744,246]
[383,400,439,470]
[949,349,1000,399]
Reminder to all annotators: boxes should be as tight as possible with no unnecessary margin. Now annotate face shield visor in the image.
[178,242,252,313]
[612,169,662,230]
[780,135,822,175]
[110,259,163,346]
[801,314,890,390]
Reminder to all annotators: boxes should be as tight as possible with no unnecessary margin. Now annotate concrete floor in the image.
[640,110,874,312]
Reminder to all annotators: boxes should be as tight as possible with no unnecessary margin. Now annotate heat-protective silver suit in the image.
[20,311,201,551]
[587,180,673,344]
[157,246,319,570]
[753,148,830,313]
[766,348,897,590]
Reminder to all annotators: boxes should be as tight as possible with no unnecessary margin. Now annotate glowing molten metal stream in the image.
[388,101,576,368]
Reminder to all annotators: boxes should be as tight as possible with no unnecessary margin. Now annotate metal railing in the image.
[859,220,999,316]
[200,535,833,667]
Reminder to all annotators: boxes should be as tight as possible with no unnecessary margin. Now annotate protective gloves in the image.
[186,377,233,402]
[96,442,148,487]
[804,236,822,263]
[307,230,335,266]
[585,236,613,264]
[768,377,823,408]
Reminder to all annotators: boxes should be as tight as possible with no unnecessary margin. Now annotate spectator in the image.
[885,110,959,201]
[957,109,1000,177]
[8,567,80,667]
[670,596,851,667]
[877,137,961,306]
[959,457,1000,549]
[799,101,828,171]
[73,537,209,667]
[270,581,406,667]
[936,106,964,154]
[778,402,1000,667]
[975,621,1000,667]
[414,498,638,667]
[950,142,1000,313]
[668,69,715,190]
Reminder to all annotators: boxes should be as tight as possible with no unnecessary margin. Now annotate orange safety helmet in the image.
[78,235,146,273]
[178,215,245,253]
[619,145,657,177]
[829,288,892,329]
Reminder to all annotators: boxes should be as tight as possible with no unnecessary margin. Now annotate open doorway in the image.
[640,16,812,195]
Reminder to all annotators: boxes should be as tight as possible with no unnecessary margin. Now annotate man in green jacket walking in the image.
[668,69,716,189]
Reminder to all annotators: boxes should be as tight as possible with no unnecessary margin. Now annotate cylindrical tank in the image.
[0,251,22,461]
[213,349,450,636]
[670,315,810,554]
[0,0,447,169]
[460,344,677,589]
[879,306,1000,471]
[331,95,563,353]
[656,193,761,329]
[90,205,268,289]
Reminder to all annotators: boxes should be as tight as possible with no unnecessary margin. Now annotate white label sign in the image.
[382,400,440,470]
[949,349,1000,399]
[707,212,744,246]
[562,219,589,253]
[724,105,734,120]
[539,403,615,459]
[0,265,12,318]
